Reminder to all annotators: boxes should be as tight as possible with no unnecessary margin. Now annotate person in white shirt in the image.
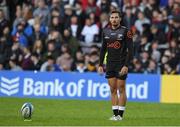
[81,17,99,44]
[135,11,150,34]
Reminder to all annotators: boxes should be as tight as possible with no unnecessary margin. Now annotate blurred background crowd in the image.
[0,0,179,74]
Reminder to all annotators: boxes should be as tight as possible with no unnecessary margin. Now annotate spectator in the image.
[87,51,99,72]
[31,53,42,71]
[43,40,60,61]
[0,0,9,20]
[63,28,80,56]
[33,0,50,26]
[135,11,150,34]
[9,57,22,71]
[63,4,74,29]
[40,55,55,72]
[151,25,166,44]
[74,2,86,29]
[56,53,73,71]
[150,40,161,62]
[145,59,159,74]
[96,0,110,13]
[32,39,44,57]
[0,9,9,37]
[140,51,150,70]
[123,6,136,29]
[132,58,144,73]
[81,17,99,44]
[0,37,10,65]
[137,35,151,54]
[69,15,82,39]
[163,63,177,74]
[29,23,47,46]
[85,0,100,17]
[13,6,23,28]
[75,60,88,73]
[21,46,34,70]
[110,2,119,12]
[47,30,63,50]
[49,16,61,32]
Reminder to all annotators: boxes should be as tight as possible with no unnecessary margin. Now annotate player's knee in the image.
[110,87,117,95]
[118,85,125,93]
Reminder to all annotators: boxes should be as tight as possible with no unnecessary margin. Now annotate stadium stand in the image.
[0,0,179,74]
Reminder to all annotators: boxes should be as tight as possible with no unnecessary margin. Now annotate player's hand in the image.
[98,66,104,75]
[119,66,128,76]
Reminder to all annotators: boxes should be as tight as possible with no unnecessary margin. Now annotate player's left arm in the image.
[120,30,133,75]
[124,30,134,67]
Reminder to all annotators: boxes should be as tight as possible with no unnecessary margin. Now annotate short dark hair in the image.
[110,10,122,17]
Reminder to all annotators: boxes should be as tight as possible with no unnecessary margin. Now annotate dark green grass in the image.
[0,97,180,126]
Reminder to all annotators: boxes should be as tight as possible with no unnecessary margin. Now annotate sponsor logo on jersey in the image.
[107,41,121,49]
[117,34,123,40]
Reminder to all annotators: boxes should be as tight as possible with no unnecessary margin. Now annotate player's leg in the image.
[108,78,119,117]
[117,79,127,118]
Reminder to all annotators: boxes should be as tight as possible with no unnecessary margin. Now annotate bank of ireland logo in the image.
[0,77,20,96]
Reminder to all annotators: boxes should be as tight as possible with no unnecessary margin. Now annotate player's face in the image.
[110,13,121,27]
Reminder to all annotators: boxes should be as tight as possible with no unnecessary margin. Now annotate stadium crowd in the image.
[0,0,179,74]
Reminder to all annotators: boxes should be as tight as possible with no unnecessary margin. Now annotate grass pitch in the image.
[0,97,180,126]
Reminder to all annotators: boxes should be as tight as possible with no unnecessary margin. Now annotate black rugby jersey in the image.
[99,25,133,67]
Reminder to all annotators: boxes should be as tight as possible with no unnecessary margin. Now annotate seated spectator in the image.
[150,40,161,62]
[137,35,151,54]
[33,0,50,26]
[81,17,99,44]
[123,6,136,29]
[47,30,63,50]
[31,53,42,71]
[87,51,99,72]
[135,11,150,34]
[10,42,23,66]
[49,16,61,32]
[96,0,110,13]
[63,29,80,56]
[56,53,73,72]
[85,0,100,17]
[9,57,22,71]
[32,39,44,57]
[140,51,150,70]
[163,63,177,74]
[0,9,9,37]
[11,20,33,47]
[0,36,11,65]
[69,15,82,39]
[40,55,55,72]
[75,60,88,73]
[29,23,47,46]
[43,40,60,62]
[21,47,34,70]
[131,58,144,73]
[145,59,159,74]
[13,5,23,28]
[150,24,166,44]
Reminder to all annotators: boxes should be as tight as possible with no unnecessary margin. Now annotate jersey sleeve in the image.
[99,30,107,66]
[124,29,134,67]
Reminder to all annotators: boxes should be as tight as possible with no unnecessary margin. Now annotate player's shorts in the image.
[105,61,127,80]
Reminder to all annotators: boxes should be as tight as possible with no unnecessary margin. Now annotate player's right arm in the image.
[99,30,107,66]
[98,30,107,74]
